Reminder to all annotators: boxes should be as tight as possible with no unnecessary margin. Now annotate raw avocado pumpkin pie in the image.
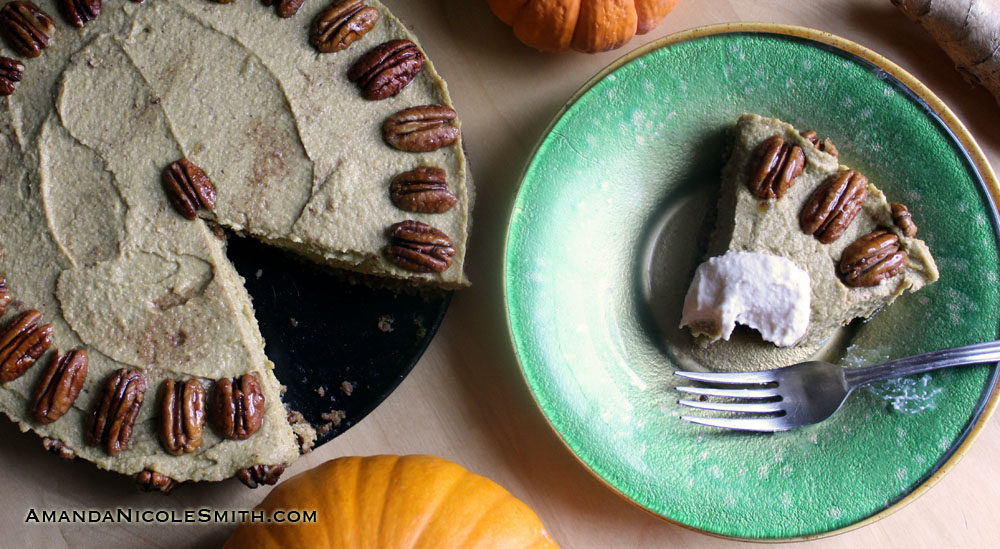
[0,0,471,490]
[681,114,938,348]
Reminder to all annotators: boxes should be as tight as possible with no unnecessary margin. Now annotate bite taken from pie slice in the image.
[680,114,938,349]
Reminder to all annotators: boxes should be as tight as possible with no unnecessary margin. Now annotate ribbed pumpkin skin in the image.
[487,0,678,53]
[224,455,559,549]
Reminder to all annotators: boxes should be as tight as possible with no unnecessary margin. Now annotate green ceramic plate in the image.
[504,24,1000,540]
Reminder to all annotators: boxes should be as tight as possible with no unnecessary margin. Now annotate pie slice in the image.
[681,114,938,348]
[0,0,470,488]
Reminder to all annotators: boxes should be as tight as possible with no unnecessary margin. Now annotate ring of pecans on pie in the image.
[0,273,282,490]
[1,0,468,492]
[0,275,282,491]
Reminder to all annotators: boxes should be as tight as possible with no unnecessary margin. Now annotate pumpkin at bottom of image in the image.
[224,454,559,548]
[487,0,680,53]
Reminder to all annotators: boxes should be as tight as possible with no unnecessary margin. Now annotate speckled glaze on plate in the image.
[504,24,1000,540]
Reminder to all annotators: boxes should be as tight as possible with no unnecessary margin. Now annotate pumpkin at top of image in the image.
[488,0,680,53]
[224,455,559,549]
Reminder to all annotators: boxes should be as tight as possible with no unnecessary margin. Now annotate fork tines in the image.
[674,369,791,432]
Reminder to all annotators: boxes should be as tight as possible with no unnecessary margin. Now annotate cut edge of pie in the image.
[0,0,471,489]
[683,113,938,349]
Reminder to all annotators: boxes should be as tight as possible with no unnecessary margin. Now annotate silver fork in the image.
[674,340,1000,432]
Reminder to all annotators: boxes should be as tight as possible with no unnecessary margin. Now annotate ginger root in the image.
[892,0,1000,106]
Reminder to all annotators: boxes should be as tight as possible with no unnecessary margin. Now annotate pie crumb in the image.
[377,315,394,332]
[321,410,346,426]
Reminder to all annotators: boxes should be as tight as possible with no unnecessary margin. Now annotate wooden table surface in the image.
[3,1,999,547]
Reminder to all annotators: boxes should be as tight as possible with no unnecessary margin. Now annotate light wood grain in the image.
[2,1,998,547]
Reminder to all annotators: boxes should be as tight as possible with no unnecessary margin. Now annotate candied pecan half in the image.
[748,135,805,200]
[890,202,918,237]
[163,158,216,220]
[134,470,179,494]
[160,378,206,455]
[801,129,839,158]
[838,229,908,287]
[390,167,457,213]
[385,220,456,273]
[58,0,100,28]
[42,437,76,460]
[310,0,379,53]
[0,1,54,58]
[0,56,24,96]
[32,348,88,424]
[237,464,286,488]
[88,368,147,456]
[211,373,265,440]
[348,39,423,100]
[383,105,460,153]
[262,0,305,18]
[800,169,870,243]
[277,0,304,18]
[0,309,54,383]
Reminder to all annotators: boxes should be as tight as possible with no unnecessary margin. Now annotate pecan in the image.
[160,378,206,455]
[310,0,379,53]
[134,470,179,494]
[348,39,423,100]
[211,373,265,440]
[0,1,54,58]
[88,368,147,456]
[390,167,457,213]
[32,348,88,425]
[385,220,456,273]
[277,0,304,18]
[237,464,286,488]
[383,105,460,152]
[801,129,839,158]
[58,0,99,28]
[42,437,76,460]
[748,135,805,200]
[262,0,305,18]
[0,276,11,315]
[838,229,908,287]
[800,169,870,243]
[163,158,216,221]
[0,309,53,383]
[0,56,23,96]
[890,202,918,237]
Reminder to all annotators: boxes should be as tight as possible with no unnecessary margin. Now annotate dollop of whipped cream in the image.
[679,251,811,347]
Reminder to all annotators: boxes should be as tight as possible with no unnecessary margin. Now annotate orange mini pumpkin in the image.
[224,454,558,549]
[488,0,679,53]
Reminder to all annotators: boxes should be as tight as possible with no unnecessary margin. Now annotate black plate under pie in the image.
[226,236,450,447]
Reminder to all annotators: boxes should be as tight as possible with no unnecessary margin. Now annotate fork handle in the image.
[844,340,1000,388]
